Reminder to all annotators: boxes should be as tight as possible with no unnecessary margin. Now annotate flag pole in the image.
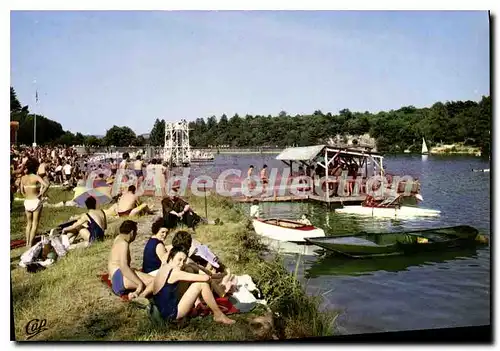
[33,83,38,147]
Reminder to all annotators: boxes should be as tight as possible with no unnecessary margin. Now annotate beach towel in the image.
[228,275,266,313]
[192,244,220,268]
[189,296,239,317]
[10,239,26,250]
[11,220,79,251]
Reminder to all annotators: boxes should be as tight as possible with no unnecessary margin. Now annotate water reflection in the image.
[305,248,480,278]
[259,237,322,256]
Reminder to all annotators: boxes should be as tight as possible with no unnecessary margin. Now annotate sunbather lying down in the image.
[104,185,153,218]
[61,197,107,249]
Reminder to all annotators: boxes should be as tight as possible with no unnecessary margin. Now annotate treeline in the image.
[10,87,146,147]
[149,96,491,154]
[11,86,491,154]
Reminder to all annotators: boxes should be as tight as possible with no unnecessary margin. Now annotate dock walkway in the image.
[234,194,367,206]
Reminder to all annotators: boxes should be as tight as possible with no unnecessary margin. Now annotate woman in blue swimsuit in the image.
[142,217,169,274]
[152,246,236,325]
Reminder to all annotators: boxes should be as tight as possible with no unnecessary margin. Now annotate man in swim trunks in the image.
[116,185,151,217]
[260,164,269,195]
[108,220,155,299]
[61,196,107,249]
[133,155,144,181]
[109,158,118,175]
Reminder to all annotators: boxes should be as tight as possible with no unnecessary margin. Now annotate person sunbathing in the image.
[61,196,107,249]
[116,185,151,217]
[152,245,235,325]
[108,220,155,300]
[142,218,170,274]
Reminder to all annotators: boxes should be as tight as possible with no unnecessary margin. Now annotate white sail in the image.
[421,137,429,154]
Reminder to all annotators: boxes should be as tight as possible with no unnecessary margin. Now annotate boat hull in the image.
[335,205,441,219]
[305,225,483,258]
[252,218,325,242]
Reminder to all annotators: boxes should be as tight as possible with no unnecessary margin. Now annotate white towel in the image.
[192,244,220,268]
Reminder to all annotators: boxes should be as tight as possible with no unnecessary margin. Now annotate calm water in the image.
[191,153,491,334]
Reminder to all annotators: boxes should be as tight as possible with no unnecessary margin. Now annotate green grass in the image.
[11,189,337,341]
[14,186,77,205]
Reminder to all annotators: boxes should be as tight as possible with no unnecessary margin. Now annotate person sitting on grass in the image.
[61,196,107,249]
[152,245,236,325]
[161,195,218,231]
[115,185,151,217]
[164,230,231,299]
[108,220,155,300]
[142,217,170,274]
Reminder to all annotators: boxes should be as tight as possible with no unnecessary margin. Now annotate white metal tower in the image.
[163,120,191,166]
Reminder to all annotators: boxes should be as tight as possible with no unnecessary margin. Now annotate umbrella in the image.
[72,187,112,208]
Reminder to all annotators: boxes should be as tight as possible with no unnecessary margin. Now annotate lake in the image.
[197,153,491,335]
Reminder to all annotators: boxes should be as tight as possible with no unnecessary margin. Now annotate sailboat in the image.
[421,137,429,155]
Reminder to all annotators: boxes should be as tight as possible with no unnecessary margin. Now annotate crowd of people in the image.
[10,146,169,245]
[108,218,236,325]
[12,145,239,326]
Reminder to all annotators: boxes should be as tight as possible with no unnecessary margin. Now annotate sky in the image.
[10,10,490,136]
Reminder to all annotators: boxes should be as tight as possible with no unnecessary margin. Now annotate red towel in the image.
[98,273,239,315]
[10,234,45,250]
[10,239,26,250]
[189,297,239,317]
[100,273,129,301]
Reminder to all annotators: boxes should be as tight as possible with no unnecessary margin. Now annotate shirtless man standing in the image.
[108,220,155,299]
[116,185,151,217]
[119,153,130,170]
[133,155,144,182]
[260,164,269,196]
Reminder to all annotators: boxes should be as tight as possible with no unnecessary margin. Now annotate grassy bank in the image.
[10,189,336,341]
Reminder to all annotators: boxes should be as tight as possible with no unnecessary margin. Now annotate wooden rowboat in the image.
[305,225,487,258]
[252,218,325,243]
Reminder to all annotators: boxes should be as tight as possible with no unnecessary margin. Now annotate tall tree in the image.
[149,119,165,146]
[104,126,137,146]
[10,87,22,113]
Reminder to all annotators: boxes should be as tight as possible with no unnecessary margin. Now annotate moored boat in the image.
[252,218,325,243]
[190,150,215,162]
[472,168,490,172]
[335,194,440,219]
[336,205,441,218]
[305,225,487,258]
